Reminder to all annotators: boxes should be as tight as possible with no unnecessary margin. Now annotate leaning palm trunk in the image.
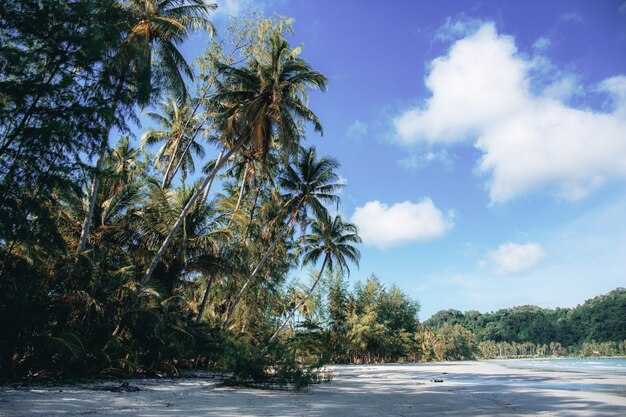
[160,135,182,189]
[266,254,329,346]
[202,147,224,202]
[77,73,127,254]
[161,114,211,189]
[196,272,216,323]
[221,218,293,330]
[141,138,245,283]
[231,162,248,218]
[77,131,109,254]
[220,238,280,330]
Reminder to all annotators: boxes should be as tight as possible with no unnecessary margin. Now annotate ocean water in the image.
[477,358,626,396]
[503,357,626,376]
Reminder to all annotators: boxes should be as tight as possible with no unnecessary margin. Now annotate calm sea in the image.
[503,357,626,376]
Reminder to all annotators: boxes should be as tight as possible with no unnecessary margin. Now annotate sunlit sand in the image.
[3,361,626,416]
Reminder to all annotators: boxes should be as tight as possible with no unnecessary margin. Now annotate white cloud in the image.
[435,16,484,42]
[392,22,626,203]
[346,119,369,140]
[483,242,546,276]
[350,199,454,249]
[532,36,551,52]
[394,24,529,145]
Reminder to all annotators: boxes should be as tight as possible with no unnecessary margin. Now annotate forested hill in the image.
[424,288,626,346]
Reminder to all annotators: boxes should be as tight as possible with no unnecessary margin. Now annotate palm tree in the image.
[77,0,216,254]
[109,136,144,186]
[220,186,289,330]
[220,146,343,329]
[267,213,361,346]
[142,98,206,189]
[115,0,217,104]
[141,33,327,283]
[135,181,227,294]
[280,146,343,235]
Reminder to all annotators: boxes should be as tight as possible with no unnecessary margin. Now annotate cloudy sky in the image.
[178,0,626,319]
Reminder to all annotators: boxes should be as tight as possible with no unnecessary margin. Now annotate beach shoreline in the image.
[2,361,626,416]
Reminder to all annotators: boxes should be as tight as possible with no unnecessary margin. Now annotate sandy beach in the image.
[1,361,625,416]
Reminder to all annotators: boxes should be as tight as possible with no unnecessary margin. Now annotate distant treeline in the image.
[287,279,626,363]
[279,275,626,363]
[422,287,626,359]
[424,288,626,345]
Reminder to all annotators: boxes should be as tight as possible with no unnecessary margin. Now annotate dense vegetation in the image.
[425,288,626,359]
[0,0,358,388]
[1,1,624,388]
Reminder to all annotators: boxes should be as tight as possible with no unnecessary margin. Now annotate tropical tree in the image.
[142,32,328,283]
[267,213,361,346]
[142,98,206,189]
[219,186,290,330]
[134,181,227,294]
[78,0,216,254]
[0,1,129,273]
[220,146,343,329]
[280,146,343,235]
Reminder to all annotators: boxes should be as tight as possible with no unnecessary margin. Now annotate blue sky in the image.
[170,0,626,319]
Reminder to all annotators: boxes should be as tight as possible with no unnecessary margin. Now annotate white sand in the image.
[2,361,626,416]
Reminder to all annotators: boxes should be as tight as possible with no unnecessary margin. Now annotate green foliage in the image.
[9,0,624,395]
[267,343,330,392]
[219,334,329,392]
[429,324,477,361]
[424,288,626,350]
[279,274,424,364]
[0,5,341,392]
[220,334,267,383]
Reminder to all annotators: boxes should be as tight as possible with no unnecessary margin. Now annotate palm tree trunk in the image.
[160,136,182,189]
[232,162,248,216]
[202,147,224,203]
[266,254,329,346]
[77,73,126,254]
[220,238,280,330]
[222,218,293,329]
[77,127,110,254]
[196,272,215,323]
[161,114,210,189]
[141,138,244,283]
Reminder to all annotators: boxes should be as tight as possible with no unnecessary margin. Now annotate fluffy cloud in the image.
[393,22,626,203]
[483,242,546,276]
[350,199,453,249]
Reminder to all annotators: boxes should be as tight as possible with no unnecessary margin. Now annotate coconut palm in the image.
[220,146,342,329]
[109,136,144,186]
[142,98,206,189]
[115,0,216,104]
[141,33,327,283]
[280,146,343,235]
[77,0,216,254]
[267,213,361,346]
[220,187,290,330]
[134,181,227,294]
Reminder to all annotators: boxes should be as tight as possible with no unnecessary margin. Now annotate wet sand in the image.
[2,361,626,416]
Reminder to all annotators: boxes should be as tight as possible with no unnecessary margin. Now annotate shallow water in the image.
[502,357,626,376]
[494,358,626,396]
